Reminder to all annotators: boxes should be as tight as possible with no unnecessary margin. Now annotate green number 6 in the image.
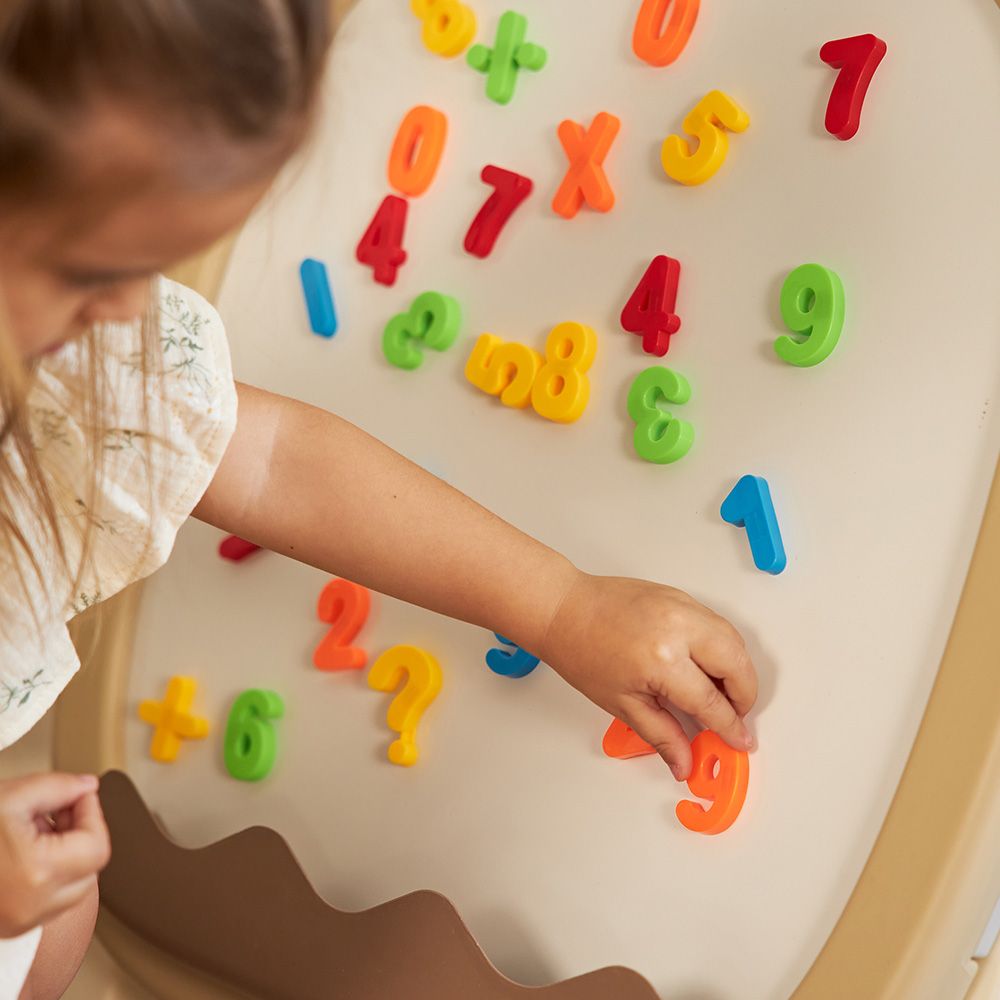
[627,366,694,464]
[224,689,284,782]
[775,263,845,367]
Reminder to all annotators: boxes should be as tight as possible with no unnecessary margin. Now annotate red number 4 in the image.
[356,195,408,286]
[820,34,887,141]
[620,254,681,357]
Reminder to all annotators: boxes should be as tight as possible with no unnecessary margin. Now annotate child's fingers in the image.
[622,700,692,781]
[666,659,753,753]
[688,621,758,719]
[4,773,99,819]
[68,790,109,843]
[41,794,111,881]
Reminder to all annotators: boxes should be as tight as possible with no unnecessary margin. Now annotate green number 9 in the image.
[775,263,845,367]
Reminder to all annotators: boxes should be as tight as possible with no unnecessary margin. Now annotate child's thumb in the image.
[5,772,99,819]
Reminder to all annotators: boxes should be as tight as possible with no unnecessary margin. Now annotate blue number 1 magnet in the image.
[299,258,338,337]
[720,474,787,575]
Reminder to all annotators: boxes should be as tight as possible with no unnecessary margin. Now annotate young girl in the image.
[0,2,758,997]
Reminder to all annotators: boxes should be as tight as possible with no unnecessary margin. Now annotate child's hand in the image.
[537,572,758,781]
[0,773,110,937]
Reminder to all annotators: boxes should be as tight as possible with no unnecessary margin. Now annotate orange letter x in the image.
[551,111,621,219]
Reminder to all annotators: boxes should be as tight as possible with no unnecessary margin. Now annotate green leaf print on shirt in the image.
[29,407,71,451]
[159,291,214,398]
[0,670,50,714]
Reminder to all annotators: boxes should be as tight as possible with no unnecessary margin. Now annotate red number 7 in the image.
[820,33,887,141]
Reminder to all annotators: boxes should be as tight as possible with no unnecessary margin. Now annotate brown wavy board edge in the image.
[98,770,661,1000]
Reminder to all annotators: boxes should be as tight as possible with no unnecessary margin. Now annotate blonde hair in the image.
[0,0,331,626]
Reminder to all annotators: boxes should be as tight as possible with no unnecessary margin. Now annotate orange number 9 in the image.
[676,730,749,835]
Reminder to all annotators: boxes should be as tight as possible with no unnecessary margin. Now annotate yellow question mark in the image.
[367,645,442,766]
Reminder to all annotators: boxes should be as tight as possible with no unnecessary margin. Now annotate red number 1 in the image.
[820,34,887,141]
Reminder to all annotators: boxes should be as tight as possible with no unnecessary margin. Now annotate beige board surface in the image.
[50,0,1000,998]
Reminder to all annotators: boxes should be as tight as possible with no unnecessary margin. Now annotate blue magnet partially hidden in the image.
[486,633,540,678]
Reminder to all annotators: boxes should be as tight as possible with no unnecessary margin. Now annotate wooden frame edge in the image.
[792,460,1000,999]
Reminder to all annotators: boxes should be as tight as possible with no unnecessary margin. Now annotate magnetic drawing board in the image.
[115,1,1000,997]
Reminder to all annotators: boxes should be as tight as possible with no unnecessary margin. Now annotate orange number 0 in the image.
[632,0,699,67]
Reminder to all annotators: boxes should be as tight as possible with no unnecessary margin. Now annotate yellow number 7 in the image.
[661,89,749,186]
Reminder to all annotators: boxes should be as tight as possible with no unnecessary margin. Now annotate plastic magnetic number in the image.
[224,689,284,782]
[552,112,620,219]
[602,718,656,759]
[676,730,749,835]
[388,106,448,198]
[720,474,786,575]
[368,644,443,766]
[299,258,338,337]
[411,0,476,58]
[620,255,681,356]
[464,165,533,259]
[632,0,699,67]
[138,676,210,764]
[466,10,547,105]
[383,292,461,370]
[661,90,750,186]
[820,34,887,141]
[218,535,261,561]
[313,579,371,671]
[775,263,845,367]
[465,333,543,409]
[627,366,694,464]
[356,195,408,286]
[531,322,597,423]
[486,633,540,678]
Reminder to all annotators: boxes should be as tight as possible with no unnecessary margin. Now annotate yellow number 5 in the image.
[661,90,749,186]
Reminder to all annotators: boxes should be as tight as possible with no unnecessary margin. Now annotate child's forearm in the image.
[194,383,580,652]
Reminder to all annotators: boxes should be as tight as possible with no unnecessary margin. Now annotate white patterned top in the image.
[0,277,238,750]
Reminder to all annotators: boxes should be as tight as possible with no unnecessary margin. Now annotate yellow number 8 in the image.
[531,321,598,424]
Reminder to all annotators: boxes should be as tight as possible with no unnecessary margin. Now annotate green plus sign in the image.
[467,10,547,106]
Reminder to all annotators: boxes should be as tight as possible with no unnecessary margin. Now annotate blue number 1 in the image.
[720,475,787,575]
[299,258,338,337]
[486,633,540,678]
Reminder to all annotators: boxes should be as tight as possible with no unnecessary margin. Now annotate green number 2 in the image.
[627,366,694,464]
[224,689,284,782]
[382,291,461,370]
[775,263,845,367]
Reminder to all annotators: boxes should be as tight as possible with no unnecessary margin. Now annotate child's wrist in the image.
[507,553,581,659]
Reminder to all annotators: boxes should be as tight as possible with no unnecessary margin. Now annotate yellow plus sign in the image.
[138,676,210,763]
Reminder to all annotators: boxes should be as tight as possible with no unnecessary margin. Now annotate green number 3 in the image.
[224,689,284,782]
[627,366,694,464]
[775,263,845,367]
[382,291,461,370]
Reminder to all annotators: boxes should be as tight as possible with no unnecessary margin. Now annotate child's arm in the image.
[194,383,757,779]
